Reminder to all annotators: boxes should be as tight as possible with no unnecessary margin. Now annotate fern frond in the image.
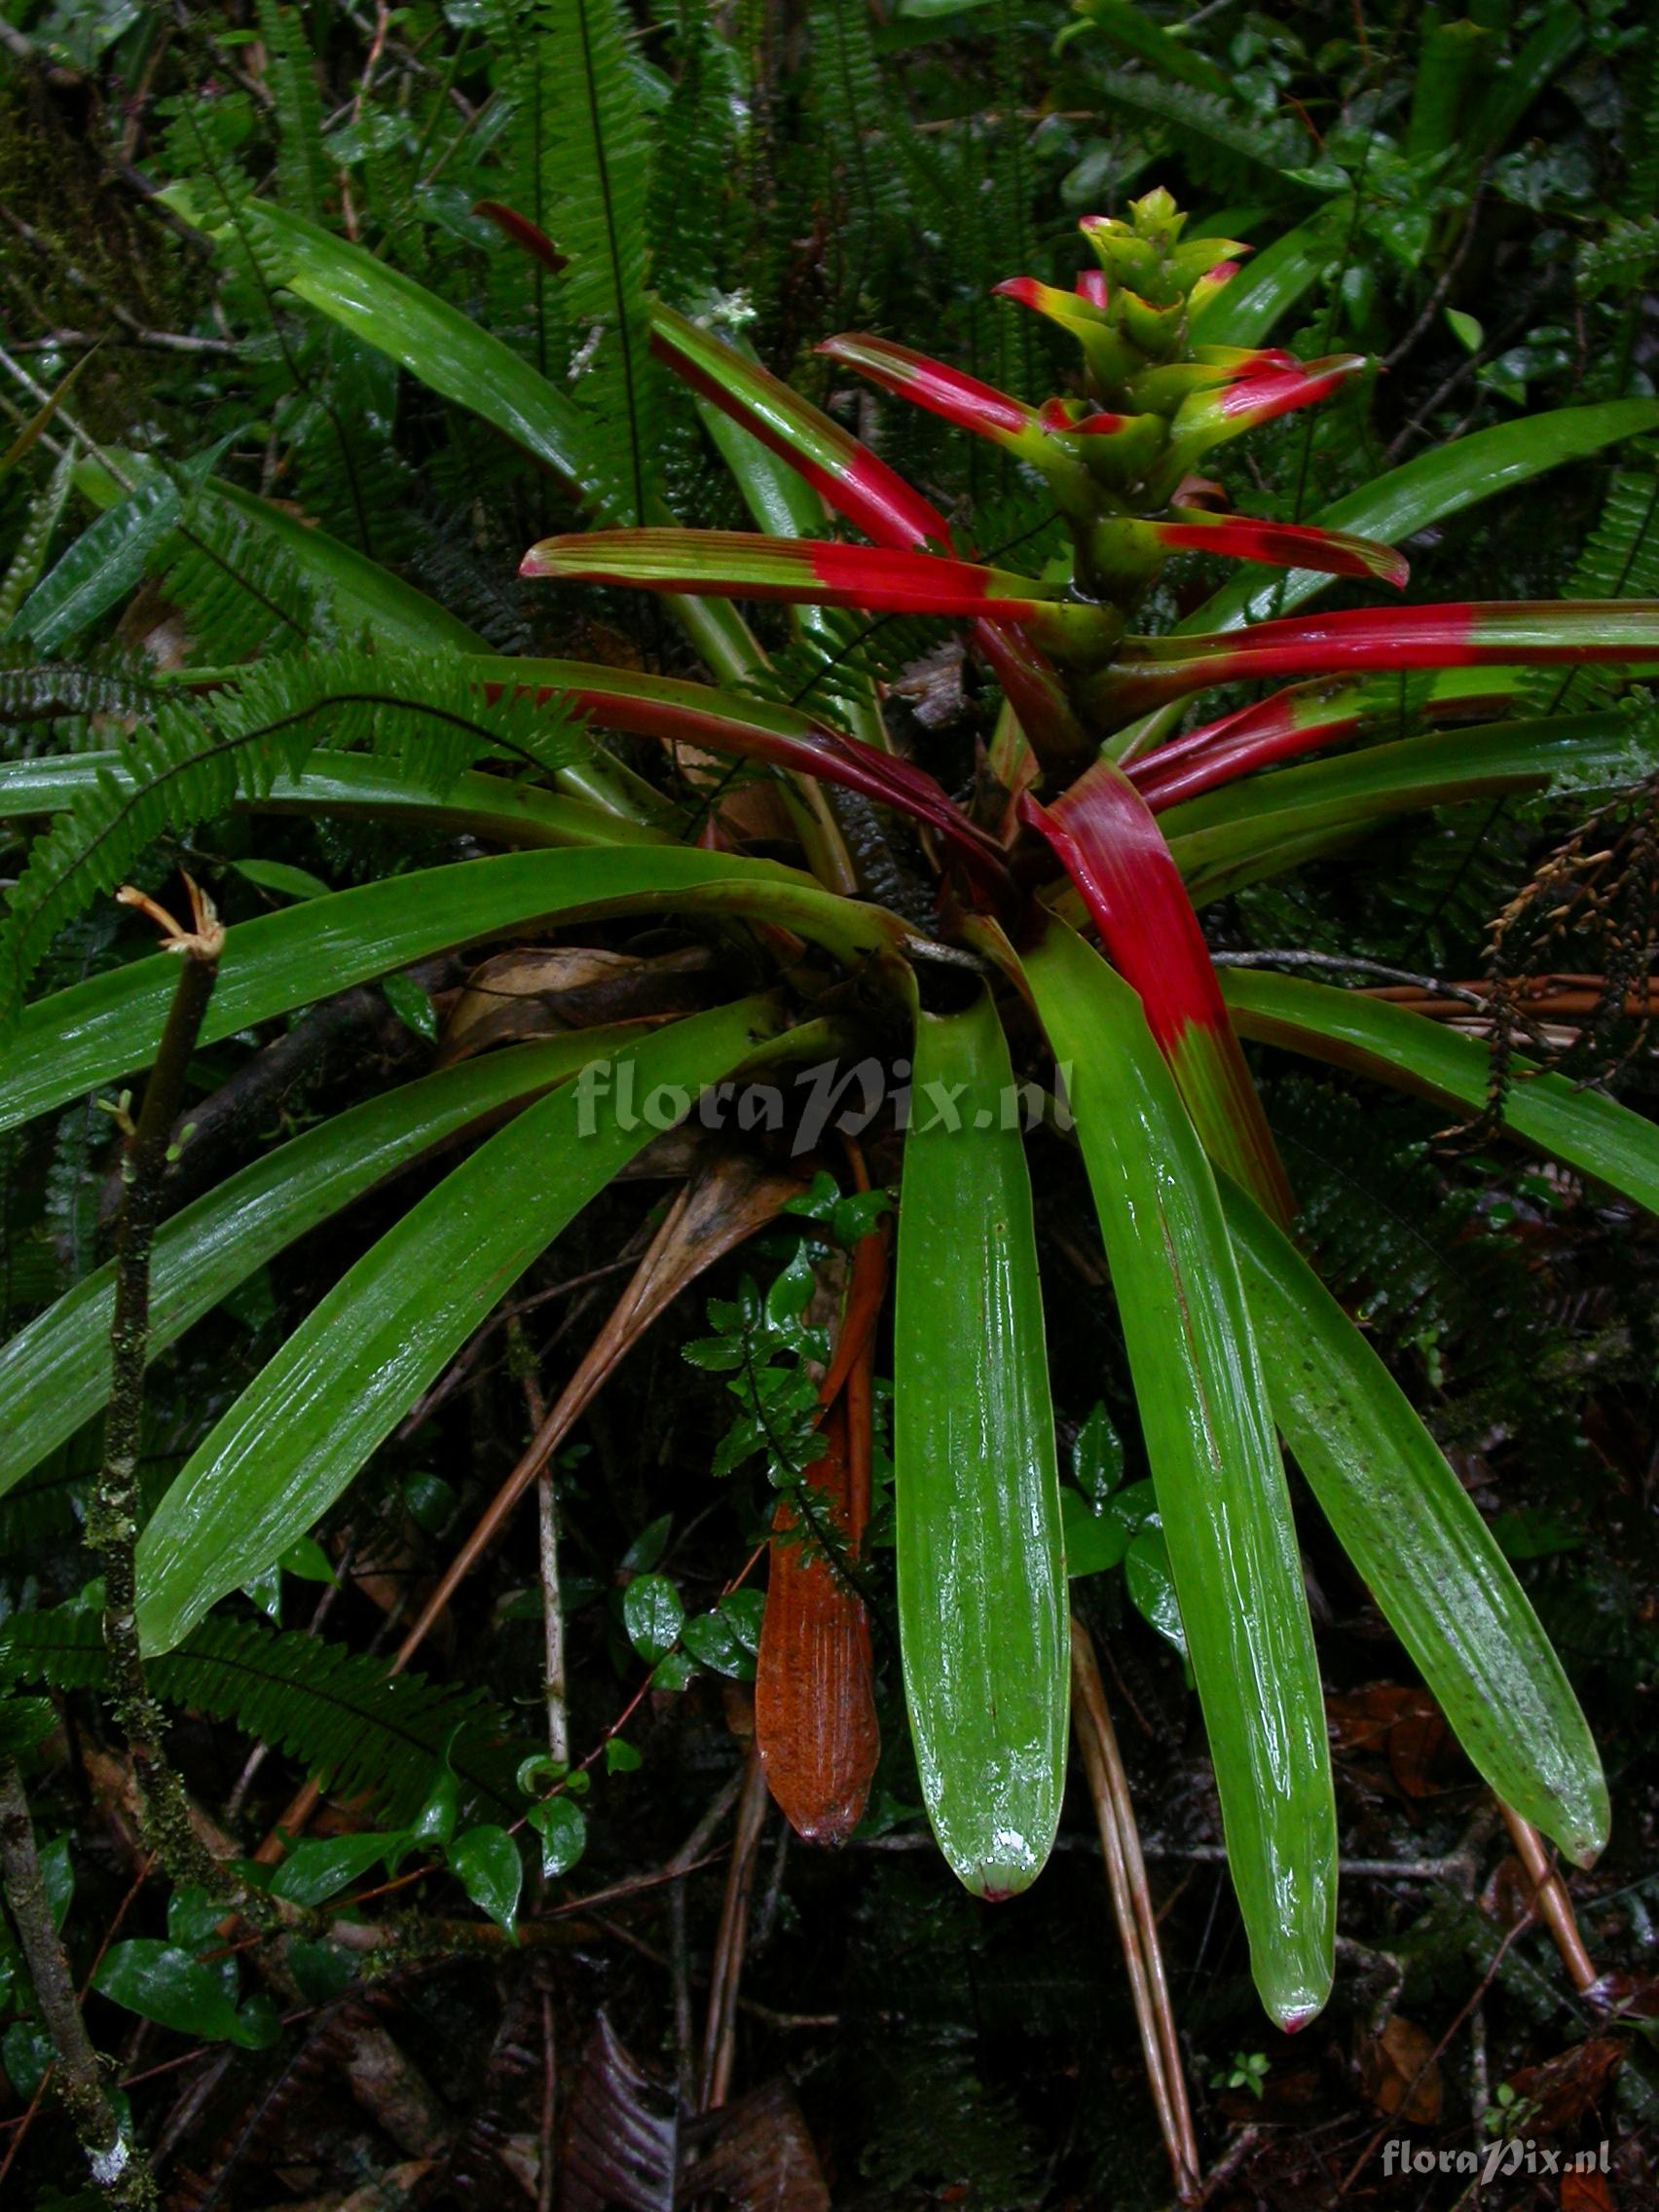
[1088,67,1309,192]
[480,0,573,375]
[1528,470,1659,715]
[0,450,76,631]
[648,1,749,307]
[0,648,589,1030]
[0,1610,525,1824]
[156,500,321,665]
[808,0,908,318]
[256,0,329,226]
[542,0,662,526]
[1575,216,1659,304]
[0,658,167,729]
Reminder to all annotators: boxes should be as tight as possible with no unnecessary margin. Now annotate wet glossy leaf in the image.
[528,1796,587,1879]
[268,1832,397,1907]
[447,1825,522,1934]
[894,987,1067,1899]
[622,1573,684,1664]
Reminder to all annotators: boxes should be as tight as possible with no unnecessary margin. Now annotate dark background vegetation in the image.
[2,1,1658,2205]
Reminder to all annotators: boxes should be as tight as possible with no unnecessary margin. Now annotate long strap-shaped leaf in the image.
[1094,600,1659,723]
[1126,670,1521,807]
[160,190,754,684]
[648,307,1091,761]
[0,846,905,1138]
[1164,711,1652,902]
[465,653,1009,895]
[894,987,1067,1899]
[1221,969,1659,1216]
[1221,1181,1607,1864]
[0,1035,640,1498]
[1018,916,1334,2028]
[521,529,1114,654]
[0,751,671,851]
[135,997,783,1653]
[1020,767,1294,1226]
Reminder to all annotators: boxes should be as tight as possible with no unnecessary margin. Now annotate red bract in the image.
[1019,769,1294,1225]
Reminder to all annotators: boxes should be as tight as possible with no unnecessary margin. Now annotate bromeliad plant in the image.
[5,175,1659,2039]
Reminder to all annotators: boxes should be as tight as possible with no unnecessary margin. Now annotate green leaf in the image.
[651,1649,695,1691]
[1018,916,1334,2030]
[1124,1524,1187,1659]
[268,1832,396,1907]
[0,1034,640,1498]
[0,1697,55,1758]
[1191,401,1659,636]
[894,986,1067,1899]
[681,1609,754,1678]
[448,1825,522,1934]
[619,1514,673,1573]
[1220,970,1659,1218]
[605,1738,642,1774]
[382,972,439,1043]
[287,1939,356,2004]
[40,1836,72,1933]
[1446,308,1484,353]
[1071,1403,1124,1504]
[1059,1485,1129,1577]
[134,999,784,1654]
[719,1587,765,1655]
[9,449,216,651]
[92,1940,256,2046]
[0,843,893,1137]
[278,1537,337,1585]
[1163,710,1654,902]
[401,1472,457,1535]
[1222,1181,1607,1865]
[526,1796,587,1879]
[233,859,331,902]
[411,1765,460,1847]
[622,1573,684,1664]
[1063,0,1233,97]
[162,192,756,682]
[1189,207,1348,348]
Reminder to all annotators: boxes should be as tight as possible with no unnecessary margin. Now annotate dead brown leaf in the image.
[1359,2014,1442,2124]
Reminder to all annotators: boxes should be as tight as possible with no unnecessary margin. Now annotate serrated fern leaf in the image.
[648,1,748,306]
[0,1610,525,1823]
[543,0,662,526]
[256,0,329,226]
[0,657,167,729]
[1529,470,1659,715]
[156,500,320,665]
[1089,68,1308,191]
[0,449,76,631]
[0,648,588,1030]
[809,0,908,319]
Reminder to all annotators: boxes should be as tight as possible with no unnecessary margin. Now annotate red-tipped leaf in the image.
[521,529,1117,659]
[1093,599,1659,722]
[1127,672,1518,810]
[476,653,1010,898]
[1019,765,1294,1225]
[649,304,951,555]
[816,333,1036,446]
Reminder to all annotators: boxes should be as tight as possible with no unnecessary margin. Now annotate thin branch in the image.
[0,1759,154,2207]
[85,879,223,1884]
[1070,1620,1199,2201]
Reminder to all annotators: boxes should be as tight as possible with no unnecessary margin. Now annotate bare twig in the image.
[0,1759,154,2207]
[1496,1800,1598,1992]
[86,880,223,1883]
[697,1744,770,2113]
[1071,1621,1199,2201]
